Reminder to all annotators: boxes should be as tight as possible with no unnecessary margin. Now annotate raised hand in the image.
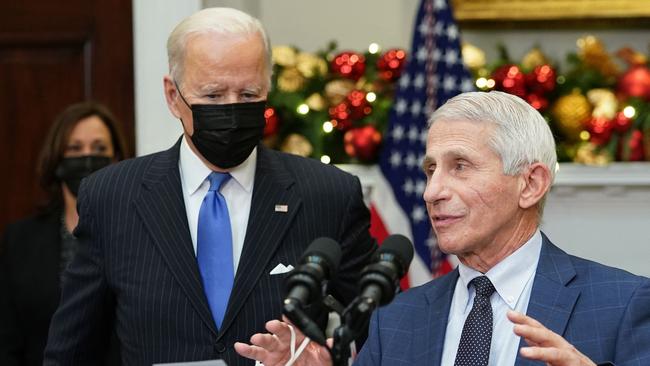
[234,318,332,366]
[508,311,596,366]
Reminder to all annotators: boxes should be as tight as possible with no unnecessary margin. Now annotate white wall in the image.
[133,0,201,156]
[133,1,650,277]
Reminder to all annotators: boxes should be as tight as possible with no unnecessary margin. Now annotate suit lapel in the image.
[133,139,218,336]
[424,269,459,366]
[218,146,302,337]
[515,233,580,366]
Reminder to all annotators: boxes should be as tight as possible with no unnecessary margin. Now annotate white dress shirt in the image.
[178,136,256,273]
[440,230,543,366]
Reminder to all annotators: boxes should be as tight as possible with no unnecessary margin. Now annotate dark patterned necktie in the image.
[454,275,496,366]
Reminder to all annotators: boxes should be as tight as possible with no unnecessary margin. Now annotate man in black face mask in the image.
[45,7,377,366]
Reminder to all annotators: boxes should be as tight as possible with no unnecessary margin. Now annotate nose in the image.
[423,169,450,205]
[224,93,239,104]
[80,145,94,156]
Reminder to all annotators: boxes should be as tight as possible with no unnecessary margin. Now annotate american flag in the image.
[371,0,474,286]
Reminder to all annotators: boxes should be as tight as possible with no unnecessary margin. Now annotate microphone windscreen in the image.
[301,237,342,273]
[379,234,414,272]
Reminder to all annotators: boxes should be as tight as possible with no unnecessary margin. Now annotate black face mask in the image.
[55,155,112,197]
[176,83,266,169]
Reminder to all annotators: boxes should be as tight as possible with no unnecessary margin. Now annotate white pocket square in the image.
[269,263,294,275]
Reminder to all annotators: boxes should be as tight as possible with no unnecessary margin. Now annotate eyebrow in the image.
[197,83,263,93]
[421,147,475,171]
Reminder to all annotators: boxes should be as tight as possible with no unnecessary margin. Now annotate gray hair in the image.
[429,91,557,214]
[167,7,272,86]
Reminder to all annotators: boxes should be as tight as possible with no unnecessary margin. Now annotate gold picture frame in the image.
[452,0,650,28]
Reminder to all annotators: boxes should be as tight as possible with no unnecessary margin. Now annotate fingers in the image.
[509,311,597,366]
[507,310,543,328]
[508,311,563,347]
[266,319,300,344]
[234,342,269,361]
[519,346,563,363]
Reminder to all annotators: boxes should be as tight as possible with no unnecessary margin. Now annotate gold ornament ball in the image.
[461,42,486,70]
[324,79,355,105]
[522,47,550,70]
[296,52,328,78]
[272,46,297,67]
[574,142,612,166]
[587,88,618,119]
[277,68,305,92]
[577,35,619,79]
[305,93,326,111]
[552,90,592,141]
[281,134,313,157]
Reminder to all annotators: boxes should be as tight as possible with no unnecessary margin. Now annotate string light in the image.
[323,121,334,133]
[297,103,310,115]
[366,92,377,102]
[368,43,380,54]
[320,155,331,164]
[623,106,636,118]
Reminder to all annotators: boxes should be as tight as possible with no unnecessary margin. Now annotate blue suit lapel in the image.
[424,269,459,366]
[515,233,580,366]
[134,138,219,336]
[218,145,302,337]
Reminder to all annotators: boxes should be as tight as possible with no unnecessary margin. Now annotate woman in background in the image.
[0,102,128,366]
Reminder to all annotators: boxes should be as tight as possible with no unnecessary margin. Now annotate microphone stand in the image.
[283,299,327,346]
[330,297,375,366]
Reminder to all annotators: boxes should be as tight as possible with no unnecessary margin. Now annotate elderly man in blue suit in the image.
[235,91,650,366]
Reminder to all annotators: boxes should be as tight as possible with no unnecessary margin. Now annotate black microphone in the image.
[284,237,341,307]
[283,237,342,345]
[357,234,414,308]
[331,234,414,365]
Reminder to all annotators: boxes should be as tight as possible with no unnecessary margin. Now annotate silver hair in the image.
[428,91,557,214]
[166,7,272,86]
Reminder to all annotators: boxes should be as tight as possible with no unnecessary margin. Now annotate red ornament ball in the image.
[331,51,366,81]
[346,90,372,120]
[525,93,549,111]
[492,64,527,98]
[328,102,353,131]
[586,116,614,145]
[613,111,633,133]
[526,64,556,94]
[617,65,650,101]
[264,107,280,137]
[626,129,646,161]
[377,48,407,81]
[344,125,382,161]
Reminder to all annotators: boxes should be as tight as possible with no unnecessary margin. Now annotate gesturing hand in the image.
[508,311,596,366]
[234,317,332,366]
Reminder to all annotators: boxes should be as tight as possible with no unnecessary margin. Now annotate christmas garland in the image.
[264,36,650,164]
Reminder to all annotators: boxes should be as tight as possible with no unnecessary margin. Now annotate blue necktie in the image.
[197,172,234,329]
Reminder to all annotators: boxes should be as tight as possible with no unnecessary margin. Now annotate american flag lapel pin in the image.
[275,204,288,213]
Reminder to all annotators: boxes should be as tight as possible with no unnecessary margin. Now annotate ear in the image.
[163,75,181,119]
[518,162,552,210]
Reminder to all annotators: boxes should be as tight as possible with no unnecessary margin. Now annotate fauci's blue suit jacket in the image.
[356,233,650,365]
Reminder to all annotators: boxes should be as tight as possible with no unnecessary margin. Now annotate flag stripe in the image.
[372,0,474,286]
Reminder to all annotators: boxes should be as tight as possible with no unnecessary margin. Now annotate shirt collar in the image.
[457,229,543,309]
[179,136,257,195]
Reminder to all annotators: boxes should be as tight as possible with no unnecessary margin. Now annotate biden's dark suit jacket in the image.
[44,140,376,366]
[355,233,650,366]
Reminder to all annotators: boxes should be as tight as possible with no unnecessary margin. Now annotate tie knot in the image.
[471,276,495,298]
[206,172,230,192]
